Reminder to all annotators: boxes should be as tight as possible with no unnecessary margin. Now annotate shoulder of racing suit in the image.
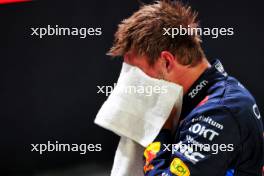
[143,59,264,176]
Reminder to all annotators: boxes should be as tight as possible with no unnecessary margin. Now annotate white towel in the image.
[94,62,183,176]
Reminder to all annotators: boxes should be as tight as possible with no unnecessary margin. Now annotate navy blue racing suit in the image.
[143,59,264,176]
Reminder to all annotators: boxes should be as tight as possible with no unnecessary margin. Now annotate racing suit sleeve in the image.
[143,106,240,176]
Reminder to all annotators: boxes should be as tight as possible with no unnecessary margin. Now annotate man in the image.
[107,1,263,175]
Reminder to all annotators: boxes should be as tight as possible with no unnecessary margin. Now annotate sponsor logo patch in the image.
[191,115,224,130]
[215,62,227,76]
[143,142,161,173]
[173,141,205,164]
[188,80,208,98]
[189,123,219,141]
[170,158,190,176]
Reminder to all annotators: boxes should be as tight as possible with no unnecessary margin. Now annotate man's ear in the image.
[160,51,175,73]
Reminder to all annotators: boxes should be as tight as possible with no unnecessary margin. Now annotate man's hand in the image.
[162,107,179,130]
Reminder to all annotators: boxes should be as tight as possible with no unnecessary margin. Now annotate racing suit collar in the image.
[180,59,228,119]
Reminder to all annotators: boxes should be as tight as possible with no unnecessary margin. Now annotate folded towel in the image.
[94,62,183,176]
